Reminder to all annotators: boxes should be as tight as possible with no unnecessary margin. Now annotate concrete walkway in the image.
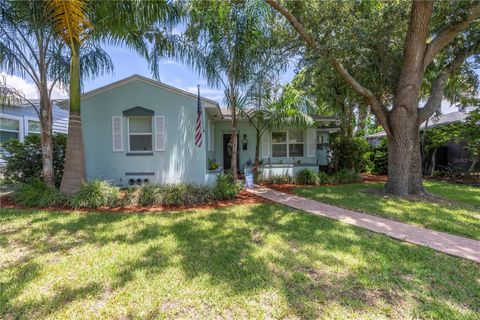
[247,186,480,263]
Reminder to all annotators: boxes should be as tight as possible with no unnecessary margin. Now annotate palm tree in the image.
[0,0,112,188]
[241,84,315,173]
[45,0,181,194]
[163,0,270,180]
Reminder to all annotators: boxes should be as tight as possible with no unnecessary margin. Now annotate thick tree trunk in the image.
[60,43,86,194]
[39,89,55,188]
[385,104,425,196]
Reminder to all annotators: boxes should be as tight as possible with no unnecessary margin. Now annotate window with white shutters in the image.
[112,116,123,151]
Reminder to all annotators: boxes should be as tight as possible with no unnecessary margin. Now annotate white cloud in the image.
[162,60,177,65]
[1,72,68,99]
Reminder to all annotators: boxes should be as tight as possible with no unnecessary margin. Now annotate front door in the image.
[223,134,239,171]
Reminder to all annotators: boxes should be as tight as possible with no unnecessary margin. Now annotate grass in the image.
[293,181,480,240]
[1,204,479,319]
[426,180,480,206]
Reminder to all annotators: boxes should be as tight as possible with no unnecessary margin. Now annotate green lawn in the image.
[293,181,480,240]
[1,205,479,319]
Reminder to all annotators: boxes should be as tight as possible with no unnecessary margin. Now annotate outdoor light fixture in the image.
[241,134,248,150]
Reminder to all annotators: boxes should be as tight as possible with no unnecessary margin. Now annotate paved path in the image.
[247,186,480,263]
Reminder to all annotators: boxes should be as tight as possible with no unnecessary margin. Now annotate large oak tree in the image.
[267,0,480,195]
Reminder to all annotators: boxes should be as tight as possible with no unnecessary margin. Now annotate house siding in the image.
[82,80,214,186]
[212,119,331,173]
[0,103,69,136]
[0,103,68,164]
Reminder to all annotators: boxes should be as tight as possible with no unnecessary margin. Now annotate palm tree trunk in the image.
[60,42,86,194]
[253,130,261,174]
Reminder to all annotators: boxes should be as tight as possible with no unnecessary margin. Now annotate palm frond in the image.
[45,0,92,51]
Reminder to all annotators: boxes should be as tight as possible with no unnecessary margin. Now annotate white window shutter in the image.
[155,116,165,151]
[261,131,270,159]
[208,120,215,152]
[307,128,316,157]
[112,116,123,151]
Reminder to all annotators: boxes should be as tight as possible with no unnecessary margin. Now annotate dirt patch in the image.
[0,190,268,214]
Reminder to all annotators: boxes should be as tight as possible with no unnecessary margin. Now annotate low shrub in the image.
[331,169,362,184]
[330,136,370,172]
[69,180,120,208]
[133,178,234,206]
[295,169,318,185]
[1,134,66,187]
[12,178,65,207]
[269,174,295,184]
[317,172,331,185]
[213,173,242,200]
[370,138,388,175]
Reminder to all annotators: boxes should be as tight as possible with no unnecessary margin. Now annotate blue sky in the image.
[82,45,297,106]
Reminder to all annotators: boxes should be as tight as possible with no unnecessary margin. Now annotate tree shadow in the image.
[1,205,479,319]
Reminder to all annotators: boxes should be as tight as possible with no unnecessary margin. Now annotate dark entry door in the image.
[223,134,239,171]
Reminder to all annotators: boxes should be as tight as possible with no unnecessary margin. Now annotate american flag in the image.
[195,85,202,147]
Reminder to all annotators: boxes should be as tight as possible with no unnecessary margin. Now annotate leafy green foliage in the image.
[12,178,65,207]
[329,136,370,172]
[69,180,120,208]
[208,159,219,170]
[131,173,241,206]
[317,171,332,184]
[1,134,66,187]
[295,169,318,185]
[330,169,362,184]
[370,138,389,175]
[213,173,243,200]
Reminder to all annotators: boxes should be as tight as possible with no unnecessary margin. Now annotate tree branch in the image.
[265,0,391,135]
[423,2,480,68]
[419,41,479,123]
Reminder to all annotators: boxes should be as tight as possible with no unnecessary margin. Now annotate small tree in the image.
[242,84,314,173]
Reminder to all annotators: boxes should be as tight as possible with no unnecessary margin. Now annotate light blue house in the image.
[82,75,338,186]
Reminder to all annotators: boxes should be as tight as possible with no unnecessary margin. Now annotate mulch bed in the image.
[262,174,388,194]
[0,190,269,214]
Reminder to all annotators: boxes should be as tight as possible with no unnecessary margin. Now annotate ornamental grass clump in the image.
[12,178,65,207]
[295,169,318,185]
[69,180,120,208]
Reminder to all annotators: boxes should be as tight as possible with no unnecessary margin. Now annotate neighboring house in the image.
[0,100,69,164]
[366,109,479,173]
[82,75,338,186]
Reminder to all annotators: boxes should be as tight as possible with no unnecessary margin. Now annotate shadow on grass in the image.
[1,205,479,319]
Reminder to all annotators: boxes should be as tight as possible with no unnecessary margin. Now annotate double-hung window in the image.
[288,129,304,157]
[271,129,304,157]
[0,115,21,145]
[271,131,287,157]
[128,116,153,152]
[27,119,41,135]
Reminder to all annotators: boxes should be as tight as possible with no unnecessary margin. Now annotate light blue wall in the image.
[213,120,258,173]
[82,79,214,186]
[212,119,332,172]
